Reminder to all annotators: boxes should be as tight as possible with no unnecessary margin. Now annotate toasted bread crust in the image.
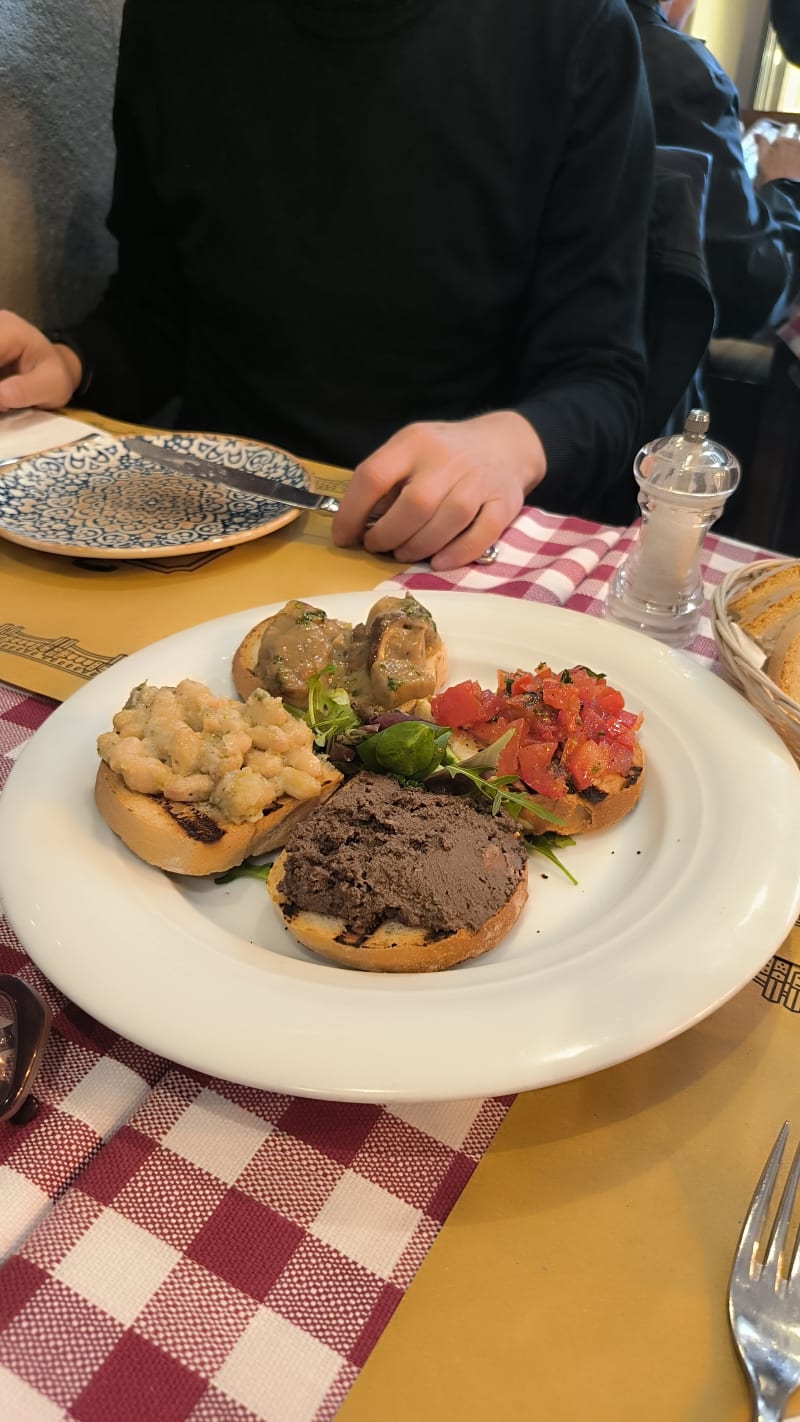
[739,589,800,655]
[267,849,528,972]
[95,759,342,876]
[232,617,273,702]
[728,562,800,623]
[765,611,800,702]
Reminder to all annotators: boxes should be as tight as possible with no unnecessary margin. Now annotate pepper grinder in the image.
[605,410,741,647]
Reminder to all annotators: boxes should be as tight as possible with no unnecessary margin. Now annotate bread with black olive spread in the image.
[267,772,529,972]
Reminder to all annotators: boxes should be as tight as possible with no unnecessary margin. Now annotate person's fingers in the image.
[383,474,487,564]
[0,361,67,413]
[0,374,33,411]
[0,312,75,411]
[331,426,423,547]
[430,501,512,572]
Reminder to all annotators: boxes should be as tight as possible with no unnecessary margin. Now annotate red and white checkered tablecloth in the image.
[381,506,772,667]
[0,510,777,1422]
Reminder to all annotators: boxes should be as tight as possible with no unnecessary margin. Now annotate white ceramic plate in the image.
[2,591,799,1103]
[0,432,307,557]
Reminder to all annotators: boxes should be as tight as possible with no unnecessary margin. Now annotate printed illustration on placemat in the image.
[754,952,800,1012]
[0,625,126,680]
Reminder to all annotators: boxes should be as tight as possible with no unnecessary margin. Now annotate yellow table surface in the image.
[341,946,800,1422]
[0,410,396,700]
[4,412,800,1421]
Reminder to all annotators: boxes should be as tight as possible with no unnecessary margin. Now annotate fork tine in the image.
[736,1122,790,1278]
[764,1135,800,1284]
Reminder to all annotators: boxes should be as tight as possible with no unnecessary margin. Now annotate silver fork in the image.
[729,1123,800,1421]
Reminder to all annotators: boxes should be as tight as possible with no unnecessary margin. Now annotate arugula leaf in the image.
[526,833,578,885]
[438,764,565,827]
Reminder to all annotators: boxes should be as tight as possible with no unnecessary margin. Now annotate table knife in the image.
[122,436,341,514]
[122,435,499,564]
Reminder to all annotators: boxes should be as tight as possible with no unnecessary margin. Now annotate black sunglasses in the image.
[0,975,51,1125]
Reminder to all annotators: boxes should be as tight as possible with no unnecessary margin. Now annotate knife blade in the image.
[122,436,342,514]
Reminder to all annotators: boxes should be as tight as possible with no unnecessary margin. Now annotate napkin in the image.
[0,409,102,463]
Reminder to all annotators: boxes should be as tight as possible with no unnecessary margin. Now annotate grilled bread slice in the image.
[95,758,342,876]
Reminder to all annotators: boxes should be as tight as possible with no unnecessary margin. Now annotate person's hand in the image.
[755,125,800,187]
[0,311,82,412]
[331,410,547,571]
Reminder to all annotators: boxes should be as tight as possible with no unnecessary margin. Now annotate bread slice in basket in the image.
[766,613,800,702]
[728,562,800,657]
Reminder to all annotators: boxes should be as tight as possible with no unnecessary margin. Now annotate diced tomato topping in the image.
[599,710,642,749]
[565,738,609,791]
[579,705,609,742]
[559,734,583,765]
[465,716,506,746]
[518,743,567,799]
[555,704,579,737]
[503,668,534,696]
[518,740,557,769]
[495,719,525,776]
[431,661,640,797]
[567,667,603,702]
[590,684,625,715]
[615,709,643,730]
[522,709,561,742]
[542,680,580,713]
[430,680,485,726]
[604,740,633,776]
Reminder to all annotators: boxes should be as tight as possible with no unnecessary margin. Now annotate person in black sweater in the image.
[627,0,800,341]
[0,0,654,568]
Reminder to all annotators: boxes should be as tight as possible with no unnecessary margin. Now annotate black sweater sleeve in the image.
[68,1,186,419]
[515,1,654,510]
[641,26,800,339]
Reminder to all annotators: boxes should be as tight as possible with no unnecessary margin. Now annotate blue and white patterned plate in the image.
[0,432,311,558]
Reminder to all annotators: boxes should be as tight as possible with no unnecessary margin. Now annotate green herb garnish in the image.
[214,857,274,884]
[304,665,360,748]
[438,765,564,827]
[526,833,578,885]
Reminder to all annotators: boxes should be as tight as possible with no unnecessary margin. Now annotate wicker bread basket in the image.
[710,558,800,764]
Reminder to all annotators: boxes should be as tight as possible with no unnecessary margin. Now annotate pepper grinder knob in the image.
[605,409,741,647]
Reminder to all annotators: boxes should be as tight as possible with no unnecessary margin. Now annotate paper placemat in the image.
[0,414,394,702]
[0,409,103,463]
